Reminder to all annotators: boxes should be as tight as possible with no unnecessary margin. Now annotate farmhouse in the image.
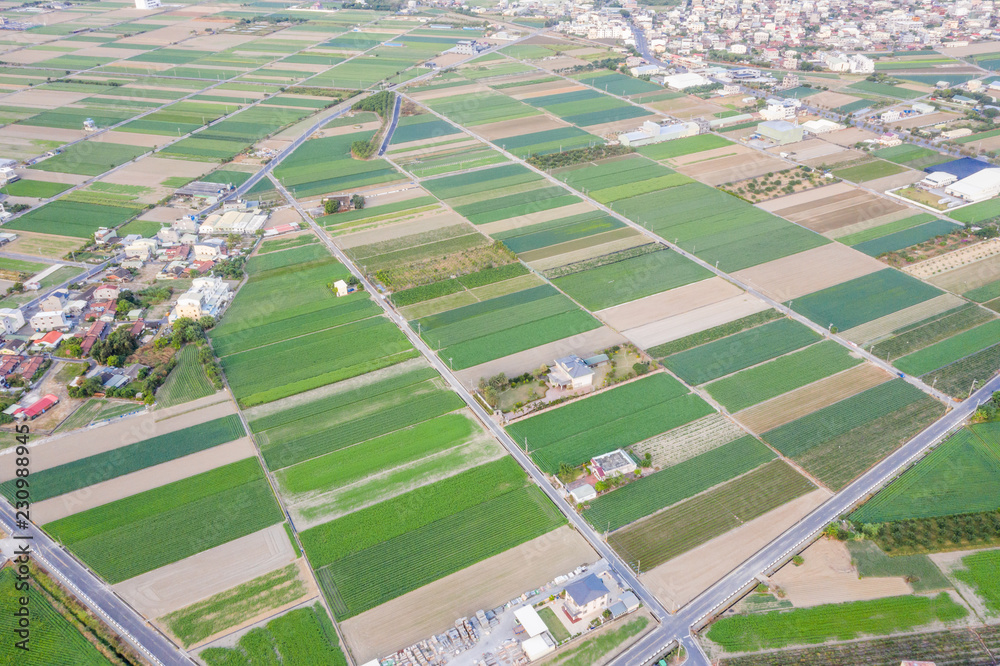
[333,279,350,297]
[591,449,637,481]
[566,479,597,503]
[169,276,232,322]
[547,354,595,389]
[13,394,58,420]
[563,574,610,621]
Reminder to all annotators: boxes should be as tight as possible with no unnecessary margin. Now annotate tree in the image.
[91,327,138,364]
[324,198,341,215]
[351,194,365,210]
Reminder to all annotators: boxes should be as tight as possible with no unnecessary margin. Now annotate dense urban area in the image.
[0,0,998,664]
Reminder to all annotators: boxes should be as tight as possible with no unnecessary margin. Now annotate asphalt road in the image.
[377,94,403,156]
[0,503,193,666]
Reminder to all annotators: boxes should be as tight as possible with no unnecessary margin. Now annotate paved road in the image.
[0,251,86,268]
[378,94,402,156]
[0,503,193,666]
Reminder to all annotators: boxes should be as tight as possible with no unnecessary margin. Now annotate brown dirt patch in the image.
[841,293,967,346]
[518,228,638,263]
[536,56,590,71]
[116,524,299,618]
[894,112,961,129]
[801,147,869,169]
[526,235,651,272]
[339,526,597,663]
[926,251,1000,293]
[827,207,922,240]
[808,91,864,109]
[648,96,725,119]
[388,135,478,154]
[454,326,626,388]
[774,188,907,234]
[336,211,467,249]
[0,124,86,143]
[735,364,891,433]
[100,131,165,148]
[410,83,488,101]
[865,169,923,193]
[769,138,846,162]
[678,151,788,186]
[626,295,771,350]
[823,127,881,147]
[138,206,188,223]
[598,276,742,328]
[476,114,567,140]
[101,156,216,185]
[509,82,585,99]
[641,488,831,612]
[732,243,885,302]
[669,144,751,167]
[758,182,855,213]
[584,115,660,137]
[769,538,911,607]
[0,230,82,258]
[0,394,234,481]
[479,201,597,235]
[32,438,256,524]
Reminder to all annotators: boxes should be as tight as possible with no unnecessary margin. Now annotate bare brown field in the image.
[335,211,466,249]
[640,489,831,612]
[960,133,1000,153]
[827,207,921,240]
[16,168,89,186]
[536,56,591,71]
[893,111,961,129]
[824,127,881,147]
[526,235,652,271]
[677,151,787,186]
[649,96,725,119]
[775,188,907,234]
[139,206,194,223]
[734,364,891,433]
[841,293,967,345]
[801,147,869,168]
[479,201,597,234]
[115,524,299,618]
[0,395,234,481]
[0,229,85,258]
[926,252,1000,293]
[598,276,742,329]
[769,538,911,608]
[339,526,597,662]
[476,114,566,140]
[865,169,923,193]
[769,138,846,161]
[454,327,626,387]
[625,295,771,350]
[410,83,488,101]
[100,131,164,148]
[388,135,479,154]
[670,144,750,167]
[510,82,586,99]
[758,182,855,213]
[518,227,638,263]
[32,438,256,524]
[102,156,216,185]
[732,243,885,302]
[808,91,863,108]
[584,117,660,136]
[0,124,86,144]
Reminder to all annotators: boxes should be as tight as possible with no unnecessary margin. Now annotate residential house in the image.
[563,574,610,621]
[0,339,25,355]
[124,237,157,261]
[93,284,120,301]
[172,216,200,234]
[591,449,637,481]
[32,330,62,349]
[0,307,24,335]
[547,355,595,389]
[333,279,350,297]
[164,245,190,261]
[38,289,68,312]
[29,311,68,332]
[193,238,226,261]
[103,267,132,283]
[157,227,181,244]
[169,276,232,322]
[94,227,117,245]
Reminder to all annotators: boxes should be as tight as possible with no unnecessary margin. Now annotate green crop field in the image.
[245,243,331,274]
[874,144,949,169]
[609,461,814,569]
[851,425,1000,524]
[852,219,960,257]
[706,593,967,652]
[847,80,926,99]
[920,342,1000,399]
[273,131,403,198]
[706,341,862,412]
[427,91,540,126]
[316,485,563,618]
[666,318,819,385]
[31,142,147,176]
[553,249,711,310]
[0,256,47,274]
[583,437,775,531]
[895,318,1000,376]
[765,380,944,490]
[496,211,624,254]
[0,415,244,504]
[870,304,995,360]
[789,268,942,332]
[637,134,734,160]
[43,457,283,583]
[391,114,462,144]
[950,198,1000,224]
[5,200,141,238]
[507,373,713,473]
[955,549,1000,614]
[257,234,318,254]
[499,126,603,157]
[155,344,215,408]
[649,310,781,358]
[832,160,908,183]
[846,541,951,593]
[422,163,538,200]
[0,568,109,666]
[222,316,416,407]
[836,213,936,247]
[573,71,661,95]
[590,173,693,204]
[0,178,71,198]
[414,284,601,370]
[163,563,307,647]
[277,413,474,497]
[200,603,347,666]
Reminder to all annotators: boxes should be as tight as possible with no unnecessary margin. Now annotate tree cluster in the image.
[91,327,139,367]
[526,144,633,170]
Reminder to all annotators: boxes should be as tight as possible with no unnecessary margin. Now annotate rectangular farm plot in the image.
[4,200,140,238]
[852,219,961,257]
[789,268,943,332]
[390,114,461,144]
[506,373,714,474]
[583,436,775,532]
[609,460,815,570]
[427,92,541,127]
[273,132,404,198]
[31,141,147,176]
[851,425,1000,524]
[705,341,864,412]
[499,126,604,157]
[894,318,1000,377]
[763,379,946,490]
[494,211,624,254]
[413,283,601,370]
[43,457,283,584]
[554,248,712,311]
[869,303,996,360]
[636,134,734,161]
[572,71,661,96]
[665,318,820,386]
[832,160,909,183]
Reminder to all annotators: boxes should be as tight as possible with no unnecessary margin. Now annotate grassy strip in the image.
[647,310,780,358]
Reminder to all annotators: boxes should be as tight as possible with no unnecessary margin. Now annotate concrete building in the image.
[759,97,799,121]
[169,276,232,322]
[619,120,700,147]
[630,64,660,77]
[880,109,902,123]
[920,171,958,188]
[661,72,710,90]
[93,284,120,301]
[566,479,597,503]
[591,449,637,481]
[757,120,805,145]
[945,168,1000,203]
[547,354,595,389]
[29,310,68,332]
[125,237,157,261]
[38,289,68,313]
[0,308,23,335]
[563,574,610,621]
[803,118,844,134]
[134,0,160,7]
[193,238,227,261]
[521,634,556,661]
[848,53,875,73]
[912,102,935,115]
[333,279,350,297]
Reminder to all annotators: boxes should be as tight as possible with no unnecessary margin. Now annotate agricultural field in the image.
[762,380,945,489]
[847,540,952,593]
[869,303,995,361]
[955,549,1000,614]
[155,344,216,408]
[665,318,820,385]
[43,457,283,584]
[413,283,601,370]
[427,91,541,127]
[706,593,967,653]
[199,604,346,666]
[274,131,404,199]
[637,134,734,161]
[873,144,949,169]
[31,142,147,176]
[852,219,961,257]
[5,200,141,238]
[894,319,1000,377]
[832,160,908,183]
[506,373,714,474]
[492,211,625,255]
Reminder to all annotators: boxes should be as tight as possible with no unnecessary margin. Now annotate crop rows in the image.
[155,344,215,408]
[1,416,244,503]
[870,304,994,360]
[246,243,331,275]
[200,604,346,666]
[920,342,1000,399]
[583,436,774,531]
[895,319,1000,376]
[648,309,781,358]
[632,413,747,468]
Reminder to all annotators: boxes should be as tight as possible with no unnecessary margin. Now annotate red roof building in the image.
[37,331,63,346]
[14,394,58,420]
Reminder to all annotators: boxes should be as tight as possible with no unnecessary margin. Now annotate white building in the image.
[547,355,595,389]
[333,279,350,297]
[848,53,875,74]
[880,109,902,123]
[592,449,637,480]
[946,168,1000,203]
[125,238,157,261]
[912,102,935,115]
[661,72,710,90]
[722,83,741,95]
[0,308,24,335]
[29,310,68,332]
[513,607,548,637]
[134,0,161,7]
[38,289,68,313]
[630,64,661,77]
[522,634,556,662]
[760,97,799,121]
[193,238,227,261]
[619,120,700,147]
[921,171,958,189]
[169,276,232,322]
